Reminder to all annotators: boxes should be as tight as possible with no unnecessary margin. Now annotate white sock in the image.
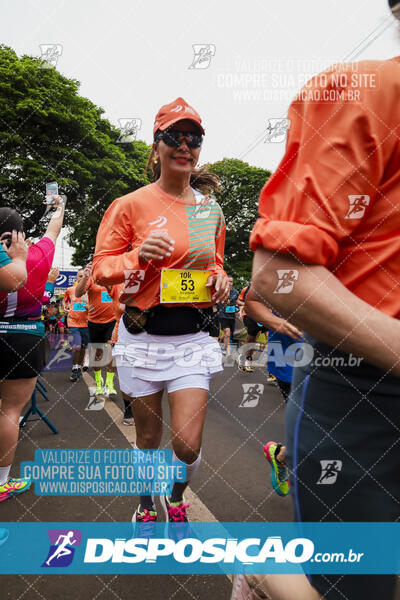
[173,449,202,481]
[0,465,11,486]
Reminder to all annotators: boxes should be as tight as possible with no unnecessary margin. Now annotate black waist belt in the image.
[123,305,218,336]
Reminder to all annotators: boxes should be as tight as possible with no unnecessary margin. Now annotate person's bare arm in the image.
[245,286,302,340]
[75,264,91,298]
[0,231,28,292]
[62,292,70,315]
[251,247,400,375]
[43,196,65,244]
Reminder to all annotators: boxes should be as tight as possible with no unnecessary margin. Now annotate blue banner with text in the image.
[0,522,398,574]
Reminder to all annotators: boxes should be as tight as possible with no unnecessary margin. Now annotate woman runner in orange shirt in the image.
[93,97,229,527]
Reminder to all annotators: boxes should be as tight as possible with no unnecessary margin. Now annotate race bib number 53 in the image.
[160,269,211,303]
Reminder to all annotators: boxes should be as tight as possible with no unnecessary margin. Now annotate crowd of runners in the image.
[1,13,400,596]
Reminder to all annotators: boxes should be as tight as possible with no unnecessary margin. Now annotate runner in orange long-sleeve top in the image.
[75,264,117,396]
[93,97,229,529]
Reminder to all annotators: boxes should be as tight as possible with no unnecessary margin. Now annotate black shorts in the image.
[88,320,116,344]
[286,335,400,600]
[243,315,266,337]
[219,318,234,334]
[0,333,50,380]
[69,326,90,349]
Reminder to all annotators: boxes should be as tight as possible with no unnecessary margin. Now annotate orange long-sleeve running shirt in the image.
[92,183,227,310]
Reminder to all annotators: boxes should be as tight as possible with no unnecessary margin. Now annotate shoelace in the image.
[276,461,289,483]
[140,509,156,522]
[168,502,189,522]
[2,478,22,490]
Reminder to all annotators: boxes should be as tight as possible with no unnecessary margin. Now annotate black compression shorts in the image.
[88,320,116,344]
[0,333,50,380]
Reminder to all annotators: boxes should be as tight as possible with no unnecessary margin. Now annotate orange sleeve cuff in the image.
[249,217,339,266]
[92,247,148,287]
[211,265,227,277]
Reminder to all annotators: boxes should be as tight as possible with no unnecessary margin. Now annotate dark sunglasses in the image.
[154,129,203,148]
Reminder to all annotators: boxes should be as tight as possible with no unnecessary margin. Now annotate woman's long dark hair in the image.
[145,137,220,196]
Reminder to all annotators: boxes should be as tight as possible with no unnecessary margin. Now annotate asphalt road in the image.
[0,353,398,600]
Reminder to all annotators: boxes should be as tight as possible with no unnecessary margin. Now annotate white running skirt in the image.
[113,317,223,391]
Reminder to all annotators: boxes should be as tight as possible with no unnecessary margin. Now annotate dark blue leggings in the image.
[285,338,400,600]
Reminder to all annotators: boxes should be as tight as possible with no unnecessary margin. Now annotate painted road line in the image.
[82,371,232,583]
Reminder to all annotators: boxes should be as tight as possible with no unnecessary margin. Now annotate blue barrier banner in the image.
[43,335,73,372]
[0,522,398,574]
[20,449,186,496]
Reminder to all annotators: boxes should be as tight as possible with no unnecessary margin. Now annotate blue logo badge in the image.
[42,529,81,567]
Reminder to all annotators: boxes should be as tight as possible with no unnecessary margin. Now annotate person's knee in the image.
[172,440,200,464]
[136,424,162,448]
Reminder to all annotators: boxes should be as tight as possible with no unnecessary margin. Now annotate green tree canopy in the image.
[0,45,271,276]
[0,44,151,266]
[209,158,270,288]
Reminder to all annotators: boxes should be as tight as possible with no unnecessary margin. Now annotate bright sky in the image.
[0,0,399,267]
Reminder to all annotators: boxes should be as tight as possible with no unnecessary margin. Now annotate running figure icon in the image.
[239,384,264,408]
[317,460,343,485]
[45,531,77,566]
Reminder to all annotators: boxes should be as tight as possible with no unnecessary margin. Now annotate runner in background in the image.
[41,268,59,345]
[107,284,132,424]
[0,196,64,503]
[237,284,276,379]
[237,283,265,372]
[63,270,89,382]
[57,313,66,342]
[217,275,239,355]
[75,263,116,397]
[92,97,229,527]
[47,300,58,334]
[245,287,302,498]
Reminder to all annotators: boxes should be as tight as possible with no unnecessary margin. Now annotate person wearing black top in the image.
[218,275,239,354]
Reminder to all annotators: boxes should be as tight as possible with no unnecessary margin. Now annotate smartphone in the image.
[0,233,12,249]
[44,181,58,205]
